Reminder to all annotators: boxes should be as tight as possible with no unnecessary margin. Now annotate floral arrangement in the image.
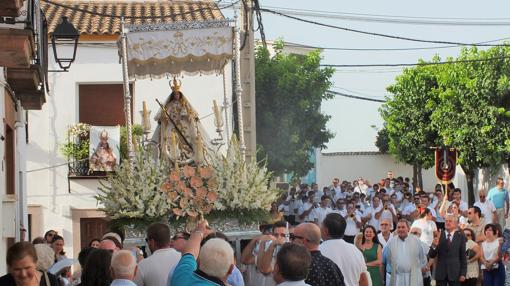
[68,123,91,138]
[60,123,91,161]
[160,165,218,219]
[96,147,175,220]
[209,137,282,220]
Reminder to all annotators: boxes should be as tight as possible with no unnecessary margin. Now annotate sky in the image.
[234,0,510,152]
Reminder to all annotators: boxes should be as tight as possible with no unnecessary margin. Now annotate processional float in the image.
[117,10,246,167]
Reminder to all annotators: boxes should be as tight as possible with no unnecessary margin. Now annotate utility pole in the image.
[239,1,256,162]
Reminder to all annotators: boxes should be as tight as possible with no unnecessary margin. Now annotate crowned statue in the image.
[154,78,209,165]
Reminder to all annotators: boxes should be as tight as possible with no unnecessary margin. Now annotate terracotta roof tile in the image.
[42,0,225,35]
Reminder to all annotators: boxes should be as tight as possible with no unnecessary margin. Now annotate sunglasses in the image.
[171,235,187,241]
[274,233,287,238]
[411,232,421,236]
[290,234,306,241]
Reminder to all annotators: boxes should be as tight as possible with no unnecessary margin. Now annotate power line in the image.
[41,0,240,19]
[327,90,386,103]
[322,55,510,68]
[264,6,510,26]
[263,6,510,21]
[259,8,510,47]
[282,36,510,52]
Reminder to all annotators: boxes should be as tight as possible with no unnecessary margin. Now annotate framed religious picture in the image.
[89,126,120,172]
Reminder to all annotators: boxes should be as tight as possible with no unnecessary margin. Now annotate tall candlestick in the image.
[141,101,151,133]
[171,130,179,169]
[195,135,204,165]
[213,100,223,129]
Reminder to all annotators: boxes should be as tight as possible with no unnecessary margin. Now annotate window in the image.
[79,84,133,126]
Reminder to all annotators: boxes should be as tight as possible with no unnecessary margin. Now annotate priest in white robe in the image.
[386,219,427,286]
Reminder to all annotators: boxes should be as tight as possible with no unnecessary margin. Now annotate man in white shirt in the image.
[333,198,347,217]
[134,223,181,286]
[311,196,333,225]
[378,219,393,248]
[298,195,317,223]
[451,188,469,217]
[330,178,342,195]
[319,213,368,286]
[474,189,497,224]
[363,196,383,231]
[343,202,363,243]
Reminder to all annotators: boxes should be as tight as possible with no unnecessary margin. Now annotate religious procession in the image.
[2,0,510,286]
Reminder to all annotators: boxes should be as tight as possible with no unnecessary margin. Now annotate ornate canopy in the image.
[125,20,233,79]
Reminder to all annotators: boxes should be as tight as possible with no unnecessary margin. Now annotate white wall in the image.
[316,152,436,191]
[26,42,233,256]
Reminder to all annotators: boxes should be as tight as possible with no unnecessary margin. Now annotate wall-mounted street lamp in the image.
[51,16,79,71]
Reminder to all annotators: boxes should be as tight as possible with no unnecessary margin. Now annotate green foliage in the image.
[119,124,144,160]
[381,63,441,170]
[60,123,91,161]
[375,127,389,154]
[255,40,335,177]
[96,146,175,220]
[381,45,510,204]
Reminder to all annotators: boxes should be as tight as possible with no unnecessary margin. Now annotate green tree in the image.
[381,63,441,189]
[375,127,389,154]
[431,47,510,204]
[255,42,335,177]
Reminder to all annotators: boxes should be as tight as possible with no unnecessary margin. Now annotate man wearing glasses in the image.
[135,223,181,286]
[170,232,190,253]
[474,189,497,225]
[291,223,345,286]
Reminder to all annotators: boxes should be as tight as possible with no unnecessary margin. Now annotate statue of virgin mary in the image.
[154,78,209,165]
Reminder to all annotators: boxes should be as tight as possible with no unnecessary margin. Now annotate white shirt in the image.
[411,219,437,246]
[399,201,416,216]
[474,200,497,224]
[311,207,333,225]
[319,239,367,286]
[134,248,181,286]
[277,280,311,286]
[481,240,500,269]
[380,204,397,223]
[332,208,347,218]
[378,232,392,248]
[298,202,314,222]
[363,205,382,232]
[345,211,362,236]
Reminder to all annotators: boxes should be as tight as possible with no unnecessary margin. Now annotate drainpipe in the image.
[14,101,27,241]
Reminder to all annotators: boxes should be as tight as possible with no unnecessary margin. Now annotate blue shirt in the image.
[227,265,245,286]
[111,279,137,286]
[488,187,508,209]
[170,253,224,286]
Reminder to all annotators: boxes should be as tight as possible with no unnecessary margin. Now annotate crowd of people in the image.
[1,171,510,286]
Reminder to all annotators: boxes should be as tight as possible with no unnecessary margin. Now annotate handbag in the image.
[466,248,476,259]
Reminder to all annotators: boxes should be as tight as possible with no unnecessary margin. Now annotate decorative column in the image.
[120,18,135,163]
[234,11,246,160]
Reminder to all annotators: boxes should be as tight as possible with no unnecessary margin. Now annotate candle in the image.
[141,101,151,132]
[213,100,223,129]
[171,130,179,169]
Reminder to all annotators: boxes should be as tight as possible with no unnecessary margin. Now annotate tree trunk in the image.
[412,164,418,191]
[417,165,424,190]
[462,165,475,206]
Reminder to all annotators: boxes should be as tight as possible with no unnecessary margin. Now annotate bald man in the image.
[292,223,345,286]
[111,250,138,286]
[100,239,120,252]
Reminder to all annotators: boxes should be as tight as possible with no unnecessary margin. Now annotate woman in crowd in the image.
[50,235,66,263]
[43,230,57,244]
[411,208,437,246]
[359,225,382,286]
[0,242,59,286]
[463,228,481,286]
[79,248,112,286]
[88,239,100,248]
[480,224,505,286]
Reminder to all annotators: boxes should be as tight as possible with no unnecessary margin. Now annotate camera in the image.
[350,213,355,218]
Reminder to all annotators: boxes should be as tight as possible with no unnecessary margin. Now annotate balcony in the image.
[7,65,45,109]
[68,160,108,179]
[0,28,34,68]
[0,0,24,17]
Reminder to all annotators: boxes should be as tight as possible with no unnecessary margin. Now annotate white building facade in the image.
[26,0,237,259]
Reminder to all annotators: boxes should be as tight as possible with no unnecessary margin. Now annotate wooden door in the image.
[80,217,109,249]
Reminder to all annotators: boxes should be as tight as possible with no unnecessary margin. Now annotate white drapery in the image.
[124,21,233,79]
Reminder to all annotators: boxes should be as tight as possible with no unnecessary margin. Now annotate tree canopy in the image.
[255,41,335,177]
[381,46,510,204]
